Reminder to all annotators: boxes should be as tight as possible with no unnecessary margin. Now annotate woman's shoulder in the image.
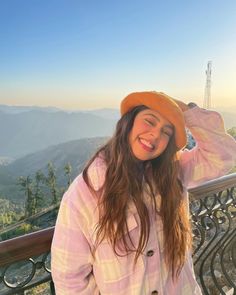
[59,156,107,224]
[65,154,106,193]
[65,154,107,202]
[86,154,107,191]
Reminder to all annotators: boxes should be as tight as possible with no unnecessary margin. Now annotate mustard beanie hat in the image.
[120,91,187,150]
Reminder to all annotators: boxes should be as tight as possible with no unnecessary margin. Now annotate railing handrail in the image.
[0,227,54,266]
[188,172,236,197]
[0,172,236,268]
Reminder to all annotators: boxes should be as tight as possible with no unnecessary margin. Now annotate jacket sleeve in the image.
[179,106,236,189]
[51,178,99,295]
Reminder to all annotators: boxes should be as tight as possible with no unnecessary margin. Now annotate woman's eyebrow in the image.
[145,113,173,130]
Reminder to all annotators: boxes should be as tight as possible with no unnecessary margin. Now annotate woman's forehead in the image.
[138,108,173,128]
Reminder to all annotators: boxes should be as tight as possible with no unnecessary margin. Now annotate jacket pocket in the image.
[93,214,144,284]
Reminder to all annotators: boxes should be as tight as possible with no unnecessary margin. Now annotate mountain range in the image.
[0,108,117,159]
[0,136,107,203]
[0,104,235,159]
[0,103,235,204]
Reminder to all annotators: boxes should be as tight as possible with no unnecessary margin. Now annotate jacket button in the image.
[147,250,154,257]
[151,291,158,294]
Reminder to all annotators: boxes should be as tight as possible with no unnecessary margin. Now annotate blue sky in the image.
[0,0,236,109]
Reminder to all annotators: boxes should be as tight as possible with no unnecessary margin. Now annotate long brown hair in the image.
[83,105,191,279]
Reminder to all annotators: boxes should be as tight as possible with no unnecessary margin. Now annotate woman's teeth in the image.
[139,138,154,149]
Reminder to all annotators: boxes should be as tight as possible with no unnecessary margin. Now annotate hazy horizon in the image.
[1,102,236,113]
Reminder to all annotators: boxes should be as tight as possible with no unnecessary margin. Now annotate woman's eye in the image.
[144,119,154,126]
[163,130,172,137]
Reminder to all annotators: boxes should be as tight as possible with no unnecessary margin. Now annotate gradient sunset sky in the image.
[0,0,236,110]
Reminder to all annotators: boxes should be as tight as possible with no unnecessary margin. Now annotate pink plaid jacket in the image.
[51,107,236,295]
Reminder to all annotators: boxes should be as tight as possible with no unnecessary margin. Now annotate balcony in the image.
[0,173,236,295]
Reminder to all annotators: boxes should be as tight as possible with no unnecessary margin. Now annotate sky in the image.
[0,0,236,110]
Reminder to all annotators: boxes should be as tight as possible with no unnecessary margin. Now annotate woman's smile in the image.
[129,108,174,161]
[138,137,155,152]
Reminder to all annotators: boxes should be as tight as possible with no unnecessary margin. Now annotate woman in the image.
[51,91,236,295]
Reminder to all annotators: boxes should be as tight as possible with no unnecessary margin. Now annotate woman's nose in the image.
[149,127,161,139]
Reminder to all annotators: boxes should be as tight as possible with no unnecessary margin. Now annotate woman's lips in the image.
[139,138,154,152]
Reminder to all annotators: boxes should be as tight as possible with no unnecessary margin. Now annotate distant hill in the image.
[0,109,117,158]
[0,157,13,166]
[0,137,108,203]
[81,108,120,120]
[6,136,107,179]
[0,104,61,114]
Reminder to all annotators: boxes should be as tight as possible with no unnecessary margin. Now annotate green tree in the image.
[64,163,72,188]
[227,126,236,138]
[18,176,35,217]
[46,162,58,205]
[227,127,236,173]
[33,170,46,211]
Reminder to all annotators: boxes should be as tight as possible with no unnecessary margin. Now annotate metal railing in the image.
[0,228,55,294]
[0,173,236,294]
[189,173,236,295]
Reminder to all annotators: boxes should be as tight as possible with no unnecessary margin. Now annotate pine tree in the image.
[33,170,46,211]
[18,176,34,217]
[46,162,58,205]
[64,163,72,188]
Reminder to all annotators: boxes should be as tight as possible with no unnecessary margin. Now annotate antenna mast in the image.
[203,61,212,109]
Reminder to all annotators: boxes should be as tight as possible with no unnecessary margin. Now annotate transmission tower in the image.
[203,61,212,109]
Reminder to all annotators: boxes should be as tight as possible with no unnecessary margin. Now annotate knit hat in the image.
[120,91,187,150]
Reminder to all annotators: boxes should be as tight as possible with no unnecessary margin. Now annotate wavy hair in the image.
[83,105,191,279]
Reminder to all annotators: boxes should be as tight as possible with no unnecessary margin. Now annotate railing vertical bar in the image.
[221,230,236,289]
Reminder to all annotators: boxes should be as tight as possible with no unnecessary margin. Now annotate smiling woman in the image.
[51,91,236,295]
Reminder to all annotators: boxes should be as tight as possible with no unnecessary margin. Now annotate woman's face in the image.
[129,108,174,161]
